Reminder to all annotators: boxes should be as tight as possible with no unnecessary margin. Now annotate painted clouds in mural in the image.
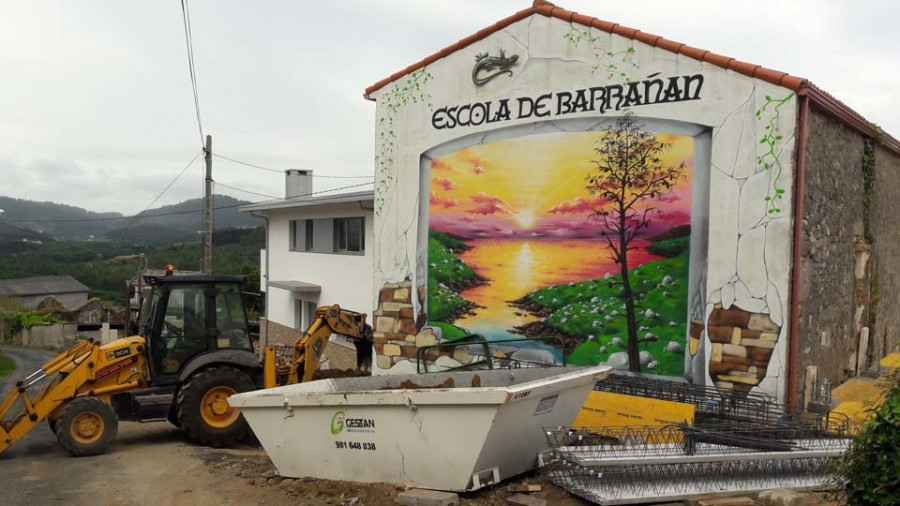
[427,120,694,375]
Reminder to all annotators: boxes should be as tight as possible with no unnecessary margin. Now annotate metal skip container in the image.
[229,366,610,491]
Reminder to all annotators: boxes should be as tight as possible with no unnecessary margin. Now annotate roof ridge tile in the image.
[362,1,899,154]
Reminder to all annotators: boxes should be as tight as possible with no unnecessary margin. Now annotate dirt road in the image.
[0,346,275,505]
[0,346,587,506]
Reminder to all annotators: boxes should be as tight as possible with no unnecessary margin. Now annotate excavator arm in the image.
[262,305,373,388]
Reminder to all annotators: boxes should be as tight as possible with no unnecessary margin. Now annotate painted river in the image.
[454,238,661,350]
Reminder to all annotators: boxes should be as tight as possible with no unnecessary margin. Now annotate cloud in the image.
[469,192,510,215]
[430,159,454,172]
[433,177,456,191]
[547,195,609,215]
[429,192,458,208]
[468,156,485,175]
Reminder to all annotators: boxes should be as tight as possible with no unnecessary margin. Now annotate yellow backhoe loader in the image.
[0,273,372,457]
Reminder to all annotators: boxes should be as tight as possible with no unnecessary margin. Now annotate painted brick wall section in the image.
[707,305,780,393]
[797,108,865,401]
[869,144,900,364]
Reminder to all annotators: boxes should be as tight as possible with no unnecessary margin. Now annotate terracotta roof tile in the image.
[703,52,734,69]
[364,1,809,97]
[589,18,616,32]
[362,1,899,154]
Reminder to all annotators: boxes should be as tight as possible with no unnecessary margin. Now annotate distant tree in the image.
[587,113,686,372]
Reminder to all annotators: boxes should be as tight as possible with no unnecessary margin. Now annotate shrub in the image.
[3,311,56,342]
[833,370,900,505]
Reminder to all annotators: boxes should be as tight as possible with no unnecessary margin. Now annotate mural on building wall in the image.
[369,12,799,399]
[426,116,694,375]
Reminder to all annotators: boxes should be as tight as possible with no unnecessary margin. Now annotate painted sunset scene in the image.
[426,119,694,375]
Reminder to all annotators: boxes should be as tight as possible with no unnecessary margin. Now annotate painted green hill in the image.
[517,246,689,375]
[426,231,482,324]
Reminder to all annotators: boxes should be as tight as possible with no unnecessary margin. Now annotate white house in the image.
[240,170,374,350]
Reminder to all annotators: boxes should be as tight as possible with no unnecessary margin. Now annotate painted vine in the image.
[375,67,434,214]
[563,23,637,81]
[755,92,794,215]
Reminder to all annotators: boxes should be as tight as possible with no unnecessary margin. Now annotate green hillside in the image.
[0,195,261,241]
[0,227,264,304]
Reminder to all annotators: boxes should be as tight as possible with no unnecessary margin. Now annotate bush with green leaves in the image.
[3,311,56,342]
[833,370,900,505]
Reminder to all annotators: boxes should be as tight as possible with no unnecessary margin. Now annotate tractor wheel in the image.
[47,417,57,433]
[176,366,255,447]
[55,397,118,457]
[166,406,181,427]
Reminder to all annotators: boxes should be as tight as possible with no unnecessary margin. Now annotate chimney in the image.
[285,169,313,199]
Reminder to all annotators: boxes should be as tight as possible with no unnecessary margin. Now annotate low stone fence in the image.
[13,322,122,350]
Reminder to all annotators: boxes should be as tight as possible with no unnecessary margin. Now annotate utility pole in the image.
[203,134,213,274]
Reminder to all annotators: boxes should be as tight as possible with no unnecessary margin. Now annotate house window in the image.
[289,219,313,251]
[334,217,365,253]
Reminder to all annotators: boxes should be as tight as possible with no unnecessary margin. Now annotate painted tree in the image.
[587,113,686,372]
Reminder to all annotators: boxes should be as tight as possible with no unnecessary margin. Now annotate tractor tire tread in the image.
[54,397,118,457]
[176,366,254,448]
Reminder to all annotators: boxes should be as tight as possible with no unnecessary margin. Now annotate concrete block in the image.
[697,497,755,506]
[506,493,547,506]
[757,488,814,506]
[396,488,459,506]
[697,497,756,506]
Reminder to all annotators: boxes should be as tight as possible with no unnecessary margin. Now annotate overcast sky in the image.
[1,0,897,215]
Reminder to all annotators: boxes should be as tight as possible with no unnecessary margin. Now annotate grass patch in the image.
[427,231,480,322]
[428,321,470,342]
[0,353,15,377]
[522,249,689,375]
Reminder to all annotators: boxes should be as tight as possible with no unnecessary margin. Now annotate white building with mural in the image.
[241,170,374,344]
[362,1,900,410]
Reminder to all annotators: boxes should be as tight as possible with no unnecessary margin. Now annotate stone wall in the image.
[259,318,303,349]
[323,338,359,371]
[797,108,866,402]
[868,143,900,365]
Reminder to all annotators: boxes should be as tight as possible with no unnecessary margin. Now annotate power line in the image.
[7,182,374,224]
[212,153,280,173]
[180,0,204,147]
[212,153,375,179]
[213,181,280,200]
[138,151,203,215]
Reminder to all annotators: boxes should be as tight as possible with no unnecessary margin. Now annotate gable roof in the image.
[0,275,90,297]
[364,1,900,154]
